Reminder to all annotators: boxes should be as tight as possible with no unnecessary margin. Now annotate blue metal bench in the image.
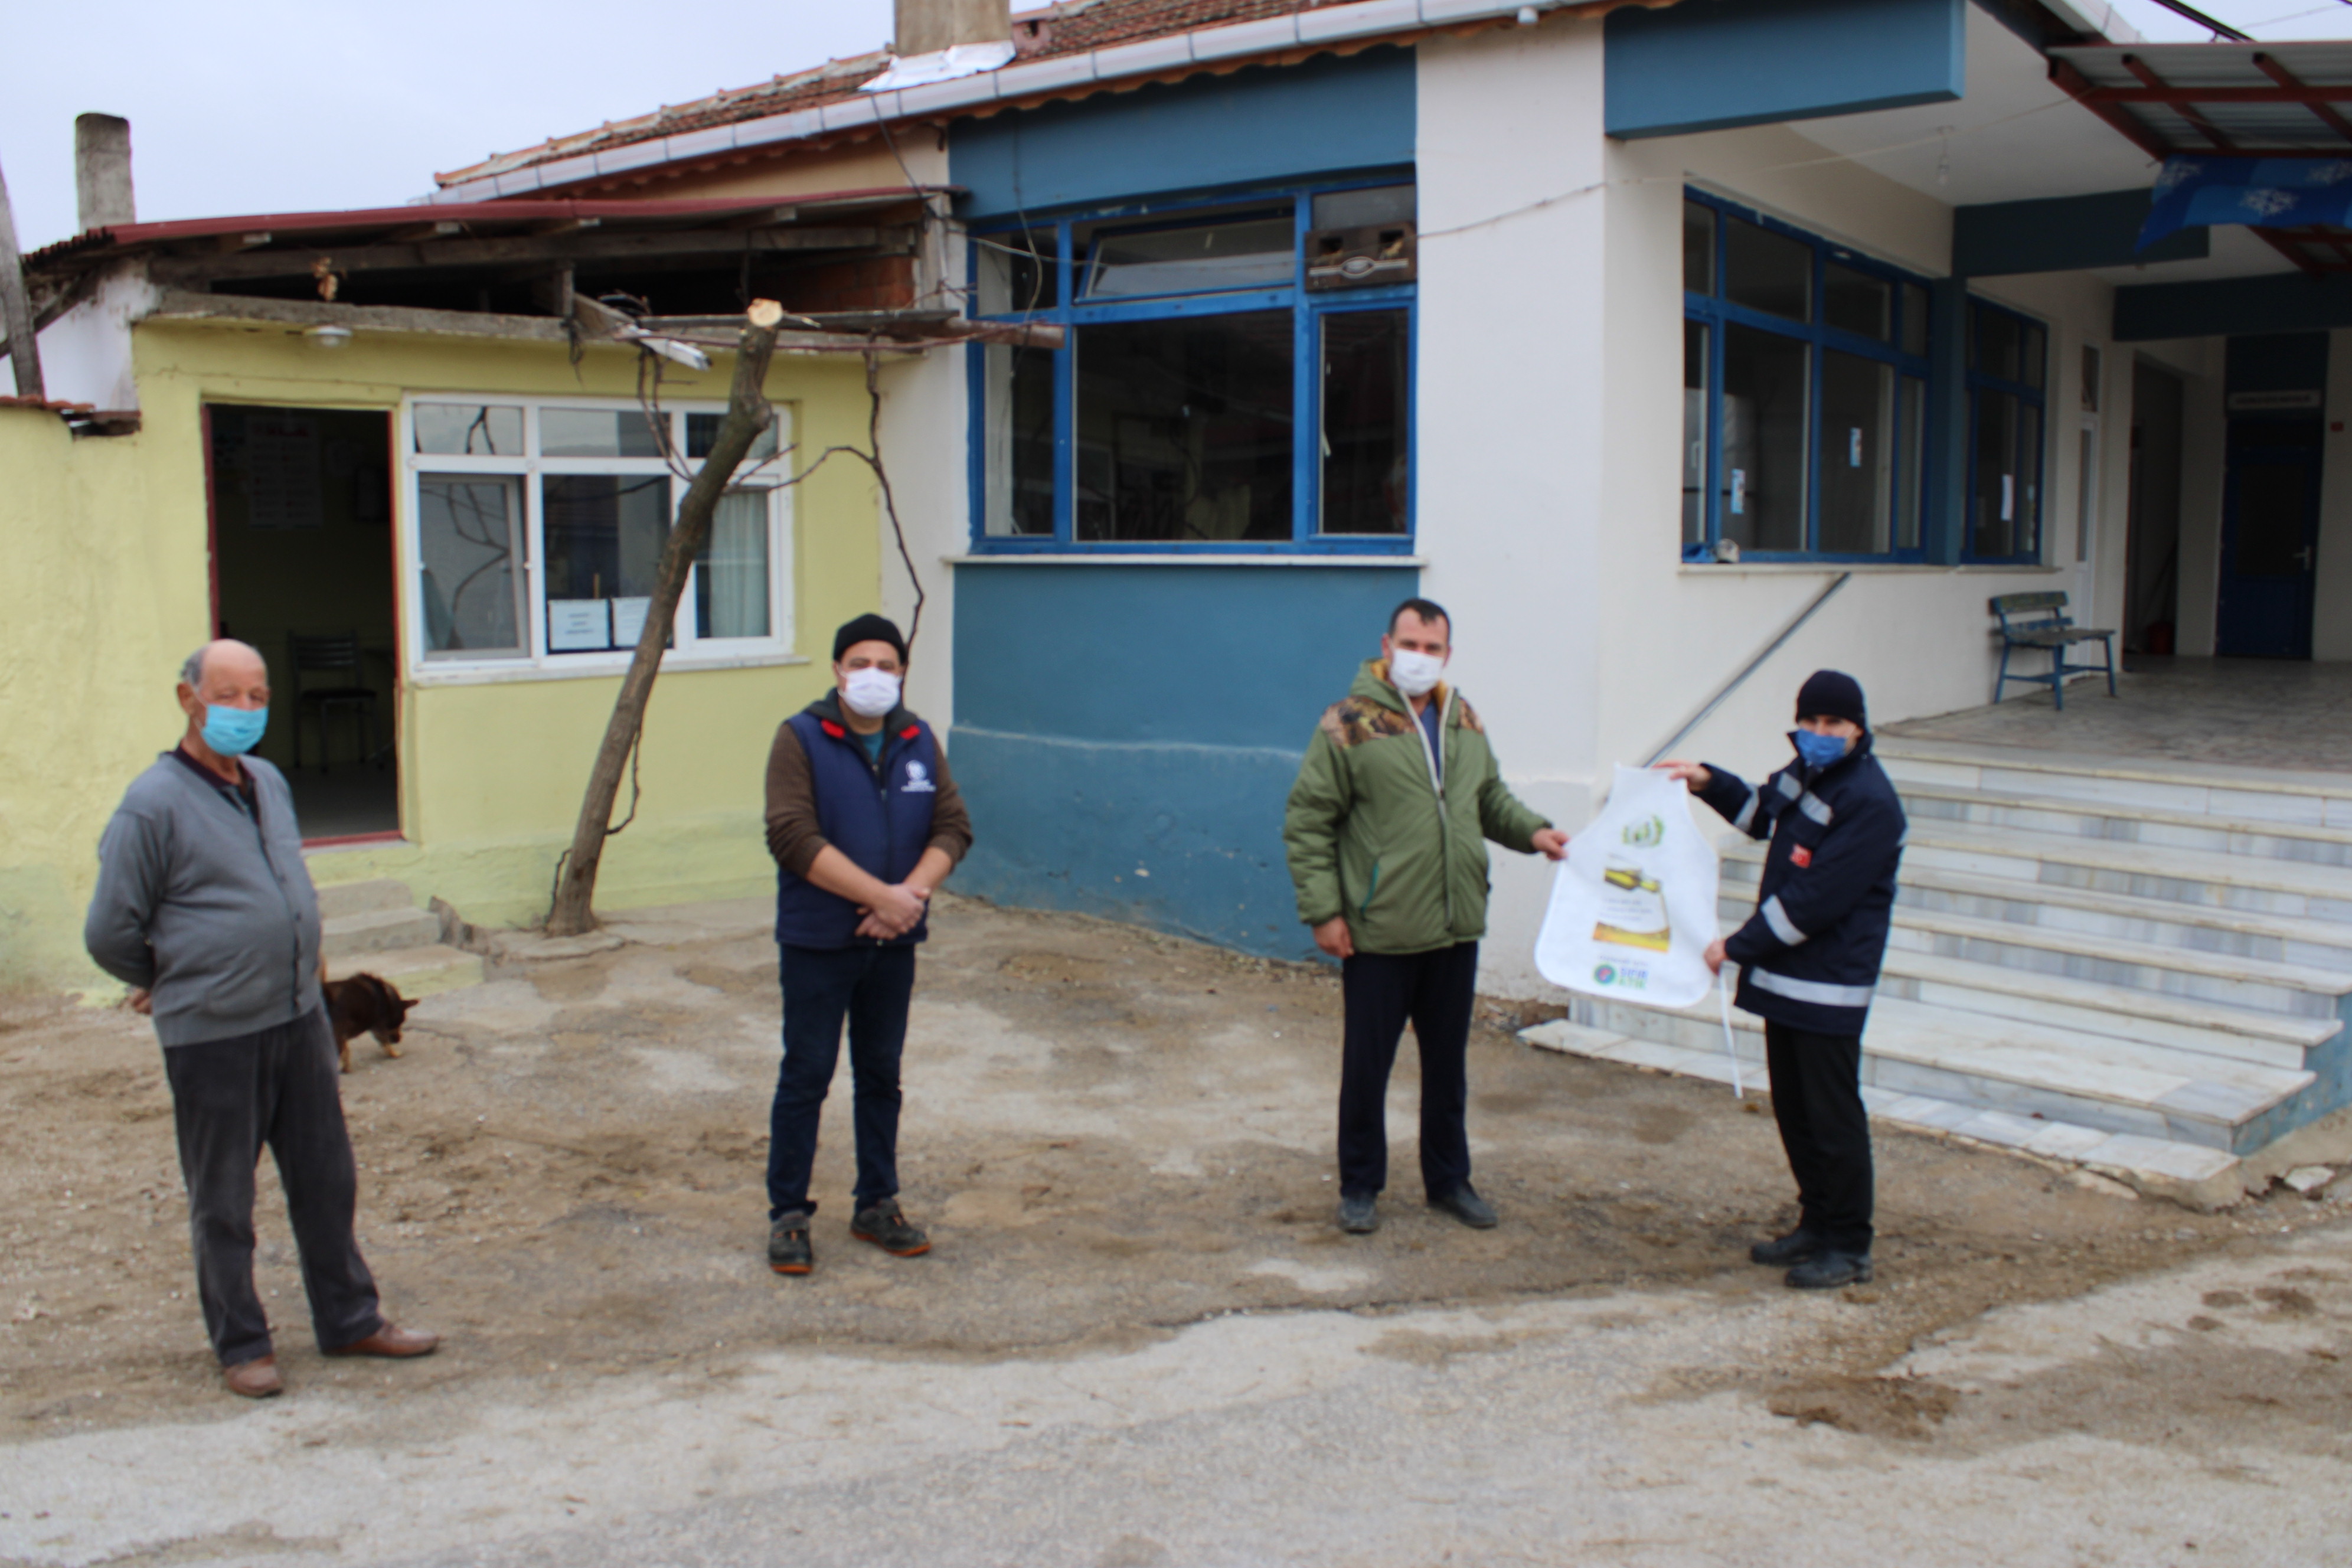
[1990,592,2116,710]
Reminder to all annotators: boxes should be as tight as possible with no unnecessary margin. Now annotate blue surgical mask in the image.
[1792,729,1850,770]
[201,705,269,757]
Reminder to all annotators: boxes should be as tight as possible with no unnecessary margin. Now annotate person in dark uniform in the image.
[1661,669,1905,1290]
[760,614,972,1278]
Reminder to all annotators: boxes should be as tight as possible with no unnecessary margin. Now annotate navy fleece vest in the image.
[773,710,942,950]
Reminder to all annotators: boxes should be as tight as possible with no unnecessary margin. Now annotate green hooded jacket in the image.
[1283,659,1553,956]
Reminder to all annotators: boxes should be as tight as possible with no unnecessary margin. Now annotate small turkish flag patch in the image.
[1789,846,1813,868]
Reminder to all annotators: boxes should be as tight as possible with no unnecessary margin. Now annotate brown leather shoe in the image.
[323,1322,439,1359]
[224,1355,283,1399]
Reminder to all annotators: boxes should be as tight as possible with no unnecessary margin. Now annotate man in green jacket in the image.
[1284,599,1567,1235]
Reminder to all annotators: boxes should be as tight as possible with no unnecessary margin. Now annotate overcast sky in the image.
[1,0,2344,251]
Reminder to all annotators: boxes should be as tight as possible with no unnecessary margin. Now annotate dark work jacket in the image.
[772,697,942,950]
[1696,733,1906,1036]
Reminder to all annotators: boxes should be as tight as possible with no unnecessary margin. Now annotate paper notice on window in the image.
[610,597,652,648]
[2001,474,2014,522]
[1849,428,1863,468]
[548,599,610,652]
[246,415,322,530]
[1729,468,1746,515]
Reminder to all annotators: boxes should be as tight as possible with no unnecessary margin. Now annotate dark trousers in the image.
[162,1008,383,1368]
[1337,942,1479,1201]
[1763,1020,1875,1253]
[767,942,916,1221]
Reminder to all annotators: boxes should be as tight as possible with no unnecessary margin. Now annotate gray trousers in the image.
[163,1007,382,1366]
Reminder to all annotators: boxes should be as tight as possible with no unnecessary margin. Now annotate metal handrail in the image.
[1640,572,1853,766]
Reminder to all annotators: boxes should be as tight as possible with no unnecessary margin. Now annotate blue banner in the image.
[2139,156,2352,248]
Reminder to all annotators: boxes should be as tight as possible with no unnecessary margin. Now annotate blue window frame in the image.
[1682,191,1933,563]
[1964,298,2048,564]
[968,179,1416,553]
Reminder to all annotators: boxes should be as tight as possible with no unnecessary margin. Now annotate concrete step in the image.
[1724,857,2352,971]
[1873,736,2352,828]
[1893,780,2352,868]
[313,877,417,921]
[1547,991,2313,1153]
[1711,888,2352,1024]
[321,905,442,959]
[325,943,484,999]
[1523,1018,2242,1195]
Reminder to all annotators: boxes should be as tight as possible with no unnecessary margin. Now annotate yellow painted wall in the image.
[2,316,887,995]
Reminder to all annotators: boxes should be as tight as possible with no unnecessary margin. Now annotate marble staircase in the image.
[1524,735,2352,1195]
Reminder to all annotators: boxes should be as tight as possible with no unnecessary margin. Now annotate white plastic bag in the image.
[1535,764,1721,1011]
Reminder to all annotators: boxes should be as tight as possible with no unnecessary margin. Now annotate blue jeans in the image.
[766,942,916,1221]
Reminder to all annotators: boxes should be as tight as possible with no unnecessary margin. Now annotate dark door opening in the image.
[204,404,401,841]
[2216,420,2322,660]
[2124,361,2184,655]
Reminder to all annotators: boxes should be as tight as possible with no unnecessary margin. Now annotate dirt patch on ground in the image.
[4,896,2348,1449]
[1768,1373,1961,1439]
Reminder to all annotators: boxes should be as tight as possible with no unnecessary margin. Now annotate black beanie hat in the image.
[833,613,907,664]
[1795,669,1868,730]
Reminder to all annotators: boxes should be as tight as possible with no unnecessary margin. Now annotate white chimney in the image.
[76,114,135,233]
[894,0,1011,57]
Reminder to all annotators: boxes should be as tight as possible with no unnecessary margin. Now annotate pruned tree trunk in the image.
[545,300,785,935]
[0,152,46,399]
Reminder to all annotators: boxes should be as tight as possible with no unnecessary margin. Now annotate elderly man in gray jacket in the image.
[86,639,436,1398]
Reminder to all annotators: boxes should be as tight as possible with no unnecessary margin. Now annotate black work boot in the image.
[1750,1229,1826,1266]
[1786,1250,1873,1291]
[1337,1193,1379,1234]
[767,1211,814,1276]
[851,1200,932,1257]
[1428,1185,1498,1229]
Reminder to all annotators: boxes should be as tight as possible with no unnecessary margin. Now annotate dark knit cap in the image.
[833,613,907,664]
[1795,669,1868,729]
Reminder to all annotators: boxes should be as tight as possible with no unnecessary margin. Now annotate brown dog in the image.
[324,973,412,1073]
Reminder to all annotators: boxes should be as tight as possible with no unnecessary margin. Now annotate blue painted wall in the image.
[949,563,1419,956]
[950,47,1416,217]
[1953,189,2209,277]
[2225,332,2330,394]
[1606,0,1964,139]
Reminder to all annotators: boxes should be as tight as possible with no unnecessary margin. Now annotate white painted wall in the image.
[1413,18,1611,999]
[2317,328,2352,662]
[34,266,155,412]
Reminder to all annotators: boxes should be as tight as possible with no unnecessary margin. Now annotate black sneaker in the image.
[851,1201,932,1257]
[767,1212,813,1276]
[1786,1250,1873,1291]
[1429,1185,1498,1229]
[1337,1193,1379,1234]
[1750,1229,1826,1267]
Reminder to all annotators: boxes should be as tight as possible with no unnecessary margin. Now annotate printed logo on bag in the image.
[1789,845,1812,868]
[903,760,936,793]
[1593,961,1648,991]
[1619,815,1664,848]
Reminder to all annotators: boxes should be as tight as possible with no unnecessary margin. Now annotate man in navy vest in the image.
[761,613,972,1276]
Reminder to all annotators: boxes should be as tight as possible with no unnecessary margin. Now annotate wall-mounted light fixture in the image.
[306,324,354,349]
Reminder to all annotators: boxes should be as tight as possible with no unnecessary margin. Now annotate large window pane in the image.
[1312,185,1415,229]
[1074,312,1293,542]
[1726,217,1811,322]
[685,411,780,463]
[1683,201,1716,295]
[1973,389,2021,558]
[1973,304,2021,382]
[696,490,771,639]
[1824,263,1892,342]
[544,474,671,651]
[977,228,1059,313]
[1720,324,1809,551]
[414,403,521,456]
[2018,401,2043,556]
[1683,320,1710,547]
[1084,217,1295,299]
[540,408,664,459]
[417,475,526,657]
[1897,377,1926,551]
[2021,322,2048,390]
[983,344,1056,537]
[1900,283,1930,358]
[1320,309,1409,535]
[1820,351,1894,554]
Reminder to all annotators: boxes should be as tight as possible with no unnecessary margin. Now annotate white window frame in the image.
[397,393,798,685]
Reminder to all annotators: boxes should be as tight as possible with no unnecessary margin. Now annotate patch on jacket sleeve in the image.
[1455,697,1484,734]
[1321,697,1413,750]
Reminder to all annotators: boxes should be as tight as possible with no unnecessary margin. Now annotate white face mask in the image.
[841,667,902,718]
[1387,647,1444,698]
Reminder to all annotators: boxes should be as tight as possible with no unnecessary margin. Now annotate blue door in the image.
[2215,421,2322,660]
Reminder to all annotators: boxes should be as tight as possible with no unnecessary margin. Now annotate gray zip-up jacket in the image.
[84,752,324,1047]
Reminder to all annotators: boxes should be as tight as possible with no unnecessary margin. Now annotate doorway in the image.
[2124,361,2183,656]
[204,404,401,841]
[2216,419,2324,659]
